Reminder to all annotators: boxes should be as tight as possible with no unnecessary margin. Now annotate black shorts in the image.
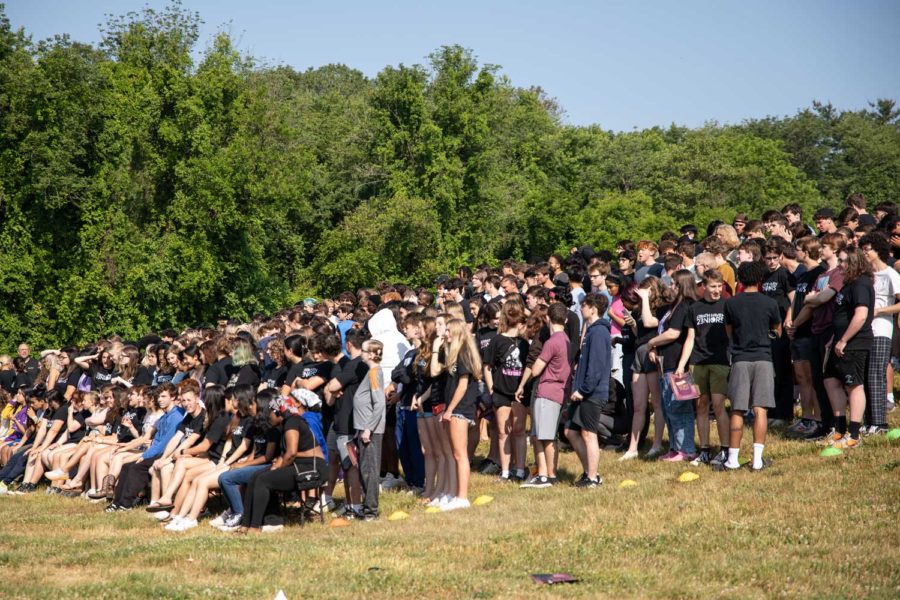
[492,392,515,409]
[632,344,656,374]
[568,399,605,434]
[824,349,868,387]
[790,335,816,362]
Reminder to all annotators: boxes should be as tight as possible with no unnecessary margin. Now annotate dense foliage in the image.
[1,2,898,349]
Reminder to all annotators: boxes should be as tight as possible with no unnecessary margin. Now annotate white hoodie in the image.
[368,308,411,390]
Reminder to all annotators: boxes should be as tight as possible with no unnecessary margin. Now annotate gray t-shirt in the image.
[353,366,386,434]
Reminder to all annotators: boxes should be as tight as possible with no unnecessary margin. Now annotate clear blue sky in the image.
[6,0,900,131]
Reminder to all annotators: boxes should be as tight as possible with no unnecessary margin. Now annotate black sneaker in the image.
[574,476,602,488]
[573,473,588,486]
[512,472,528,483]
[497,473,513,483]
[546,476,559,486]
[520,475,551,489]
[690,450,711,467]
[802,424,828,441]
[105,503,122,513]
[712,461,742,473]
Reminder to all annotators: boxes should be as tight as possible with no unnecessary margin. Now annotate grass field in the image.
[1,417,899,599]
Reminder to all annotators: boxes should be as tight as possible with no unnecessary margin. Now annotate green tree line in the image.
[1,2,898,349]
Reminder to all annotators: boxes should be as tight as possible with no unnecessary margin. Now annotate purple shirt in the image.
[535,331,572,404]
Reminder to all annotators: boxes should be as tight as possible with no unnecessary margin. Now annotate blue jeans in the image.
[660,371,696,455]
[395,406,424,488]
[218,464,269,515]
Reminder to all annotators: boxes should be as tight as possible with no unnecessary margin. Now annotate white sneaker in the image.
[153,510,170,521]
[209,510,231,528]
[380,473,407,491]
[426,496,442,508]
[618,450,639,462]
[0,482,7,495]
[438,494,453,507]
[261,524,284,533]
[45,470,68,481]
[166,517,197,532]
[440,497,471,512]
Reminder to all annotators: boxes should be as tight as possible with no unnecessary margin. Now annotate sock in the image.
[836,415,847,435]
[501,470,510,478]
[726,448,740,467]
[322,493,332,505]
[848,421,861,440]
[752,443,764,469]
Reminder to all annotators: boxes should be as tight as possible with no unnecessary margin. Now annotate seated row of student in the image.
[0,386,50,489]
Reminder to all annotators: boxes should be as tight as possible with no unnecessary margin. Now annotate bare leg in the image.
[511,402,528,473]
[448,418,470,499]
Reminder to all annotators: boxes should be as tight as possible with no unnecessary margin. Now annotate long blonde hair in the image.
[444,318,482,381]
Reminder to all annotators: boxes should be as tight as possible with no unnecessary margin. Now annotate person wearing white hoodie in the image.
[367,308,411,488]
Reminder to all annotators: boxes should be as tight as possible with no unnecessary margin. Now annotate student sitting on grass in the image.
[17,389,68,493]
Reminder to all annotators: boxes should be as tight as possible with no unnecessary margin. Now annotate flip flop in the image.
[146,502,175,513]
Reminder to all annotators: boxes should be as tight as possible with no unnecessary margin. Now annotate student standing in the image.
[824,248,875,448]
[677,270,730,467]
[720,262,782,471]
[354,340,386,520]
[564,293,611,487]
[519,302,571,488]
[858,233,900,434]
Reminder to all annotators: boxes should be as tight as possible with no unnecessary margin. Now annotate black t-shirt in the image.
[686,298,729,365]
[0,369,15,393]
[204,413,233,462]
[65,368,83,392]
[154,369,175,386]
[284,414,316,453]
[565,310,581,348]
[485,334,528,397]
[333,356,369,435]
[178,409,207,443]
[235,364,261,389]
[49,404,69,443]
[205,357,237,387]
[791,264,825,339]
[658,300,693,370]
[832,276,875,351]
[761,267,795,321]
[90,364,115,390]
[132,366,154,386]
[635,306,670,348]
[391,348,419,408]
[724,292,781,362]
[116,407,147,443]
[476,327,498,363]
[252,425,281,460]
[299,360,332,396]
[228,415,254,459]
[444,357,478,419]
[284,361,305,390]
[264,364,288,390]
[102,417,120,437]
[24,357,40,382]
[67,409,91,444]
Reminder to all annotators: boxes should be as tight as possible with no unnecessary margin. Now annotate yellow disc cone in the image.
[425,506,442,514]
[677,471,700,483]
[388,510,409,521]
[472,495,494,506]
[618,479,638,489]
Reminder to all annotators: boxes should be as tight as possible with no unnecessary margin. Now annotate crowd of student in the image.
[0,192,897,531]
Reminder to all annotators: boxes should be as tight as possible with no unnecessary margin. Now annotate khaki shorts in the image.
[691,364,730,396]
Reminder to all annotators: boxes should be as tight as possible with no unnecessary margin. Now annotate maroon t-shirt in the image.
[811,265,844,335]
[535,331,571,404]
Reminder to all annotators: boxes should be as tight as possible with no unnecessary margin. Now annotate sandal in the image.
[62,479,83,491]
[146,502,174,513]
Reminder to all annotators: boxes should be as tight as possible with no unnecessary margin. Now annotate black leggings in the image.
[241,458,326,528]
